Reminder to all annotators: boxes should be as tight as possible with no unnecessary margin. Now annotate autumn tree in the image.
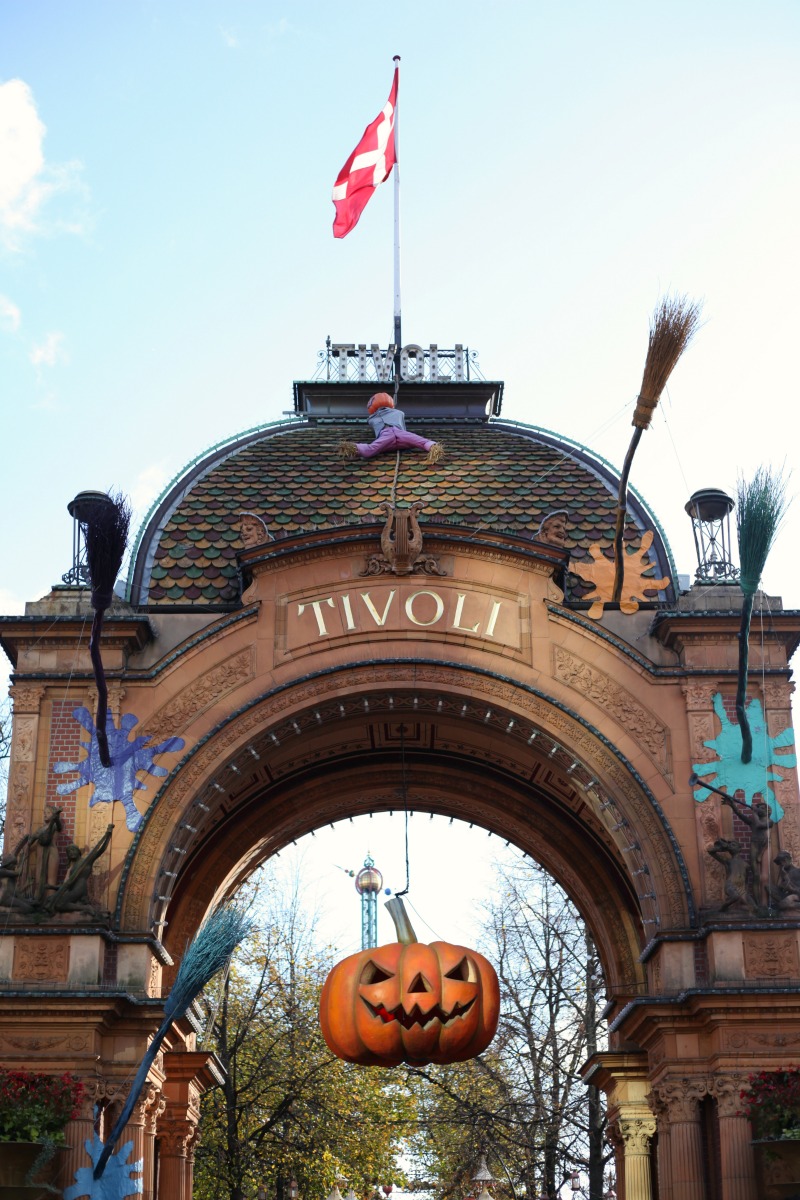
[406,856,612,1200]
[194,870,415,1200]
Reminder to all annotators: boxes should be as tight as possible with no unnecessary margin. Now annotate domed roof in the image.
[127,418,676,607]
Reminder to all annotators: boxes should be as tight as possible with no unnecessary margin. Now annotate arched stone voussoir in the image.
[117,660,695,941]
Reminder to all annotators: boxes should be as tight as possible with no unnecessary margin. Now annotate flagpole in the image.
[393,55,402,366]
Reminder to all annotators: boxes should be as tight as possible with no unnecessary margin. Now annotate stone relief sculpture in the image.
[0,819,115,922]
[720,793,776,906]
[536,509,570,547]
[707,838,755,913]
[44,824,114,917]
[360,502,446,577]
[238,511,272,548]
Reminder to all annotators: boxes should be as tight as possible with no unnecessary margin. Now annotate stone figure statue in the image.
[771,850,800,909]
[15,806,63,904]
[44,824,115,917]
[707,837,754,912]
[720,793,776,906]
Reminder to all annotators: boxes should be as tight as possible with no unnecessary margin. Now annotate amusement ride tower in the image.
[355,855,383,949]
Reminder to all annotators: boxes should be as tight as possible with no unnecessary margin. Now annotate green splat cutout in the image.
[692,693,796,821]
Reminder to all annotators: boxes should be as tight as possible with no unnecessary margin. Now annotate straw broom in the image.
[611,296,701,602]
[735,467,788,762]
[84,493,131,767]
[93,904,252,1180]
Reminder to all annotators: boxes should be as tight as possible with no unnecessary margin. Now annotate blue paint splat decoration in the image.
[692,693,796,821]
[63,1134,143,1199]
[53,708,185,833]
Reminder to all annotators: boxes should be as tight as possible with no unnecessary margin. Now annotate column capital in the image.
[709,1072,749,1118]
[652,1076,708,1123]
[617,1115,657,1154]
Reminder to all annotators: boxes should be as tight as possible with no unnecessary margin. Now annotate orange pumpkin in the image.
[319,897,500,1067]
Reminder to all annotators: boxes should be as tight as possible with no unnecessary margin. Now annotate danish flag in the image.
[332,67,398,239]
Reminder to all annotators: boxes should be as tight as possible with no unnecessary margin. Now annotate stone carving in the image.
[142,647,255,742]
[8,684,45,714]
[44,824,114,917]
[709,1073,749,1118]
[681,682,715,711]
[743,933,800,979]
[536,510,569,547]
[707,838,756,913]
[239,511,272,548]
[14,938,69,982]
[770,851,800,909]
[720,792,776,906]
[654,1076,708,1123]
[12,806,63,905]
[359,502,446,577]
[122,664,690,929]
[616,1115,657,1152]
[554,646,671,777]
[4,763,33,848]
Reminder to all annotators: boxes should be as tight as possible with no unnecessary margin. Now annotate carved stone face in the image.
[319,938,500,1067]
[239,513,269,549]
[538,512,569,546]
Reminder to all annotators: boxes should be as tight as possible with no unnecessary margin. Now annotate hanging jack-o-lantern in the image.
[319,896,500,1067]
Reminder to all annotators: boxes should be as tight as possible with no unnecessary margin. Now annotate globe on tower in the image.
[355,855,383,949]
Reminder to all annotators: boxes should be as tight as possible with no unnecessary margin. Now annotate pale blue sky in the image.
[2,3,799,1047]
[2,1,799,615]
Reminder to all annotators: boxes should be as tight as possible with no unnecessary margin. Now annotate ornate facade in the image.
[1,365,799,1198]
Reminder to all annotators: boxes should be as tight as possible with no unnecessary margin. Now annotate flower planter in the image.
[753,1139,800,1200]
[0,1142,68,1200]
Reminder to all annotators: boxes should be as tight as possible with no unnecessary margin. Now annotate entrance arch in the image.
[4,384,800,1199]
[120,667,694,1012]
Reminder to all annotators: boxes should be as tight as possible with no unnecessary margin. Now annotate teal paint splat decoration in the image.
[63,1134,142,1199]
[692,693,796,821]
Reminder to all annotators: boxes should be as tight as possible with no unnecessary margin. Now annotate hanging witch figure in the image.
[340,392,444,465]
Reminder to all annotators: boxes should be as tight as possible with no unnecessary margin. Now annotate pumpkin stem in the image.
[385,896,418,944]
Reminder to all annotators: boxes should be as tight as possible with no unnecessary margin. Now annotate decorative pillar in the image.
[62,1088,97,1189]
[655,1076,707,1200]
[143,1086,166,1200]
[156,1120,191,1199]
[648,1089,672,1199]
[617,1115,657,1200]
[711,1073,756,1200]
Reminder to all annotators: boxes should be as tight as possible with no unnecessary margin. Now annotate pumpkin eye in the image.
[445,957,477,983]
[360,961,395,985]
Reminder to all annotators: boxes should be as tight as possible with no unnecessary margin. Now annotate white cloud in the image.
[0,293,20,332]
[29,330,67,369]
[0,78,86,249]
[130,462,171,515]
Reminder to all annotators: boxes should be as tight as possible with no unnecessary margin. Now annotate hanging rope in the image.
[394,721,411,897]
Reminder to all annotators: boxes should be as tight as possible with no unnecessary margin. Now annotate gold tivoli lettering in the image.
[293,588,512,645]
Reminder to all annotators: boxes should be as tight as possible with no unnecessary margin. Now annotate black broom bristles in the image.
[84,493,131,767]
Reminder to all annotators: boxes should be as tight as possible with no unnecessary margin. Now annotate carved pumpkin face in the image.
[319,938,500,1067]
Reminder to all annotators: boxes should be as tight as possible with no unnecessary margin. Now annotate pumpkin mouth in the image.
[363,997,476,1029]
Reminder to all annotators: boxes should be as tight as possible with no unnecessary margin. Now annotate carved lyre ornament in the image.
[360,502,447,577]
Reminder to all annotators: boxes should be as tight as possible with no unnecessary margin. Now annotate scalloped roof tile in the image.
[130,420,674,606]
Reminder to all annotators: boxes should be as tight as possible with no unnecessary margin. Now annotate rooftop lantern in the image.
[62,490,116,586]
[684,488,738,584]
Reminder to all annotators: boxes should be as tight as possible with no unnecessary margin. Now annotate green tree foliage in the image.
[405,857,612,1200]
[193,873,414,1200]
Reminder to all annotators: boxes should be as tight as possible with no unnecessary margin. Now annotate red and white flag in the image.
[332,67,398,239]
